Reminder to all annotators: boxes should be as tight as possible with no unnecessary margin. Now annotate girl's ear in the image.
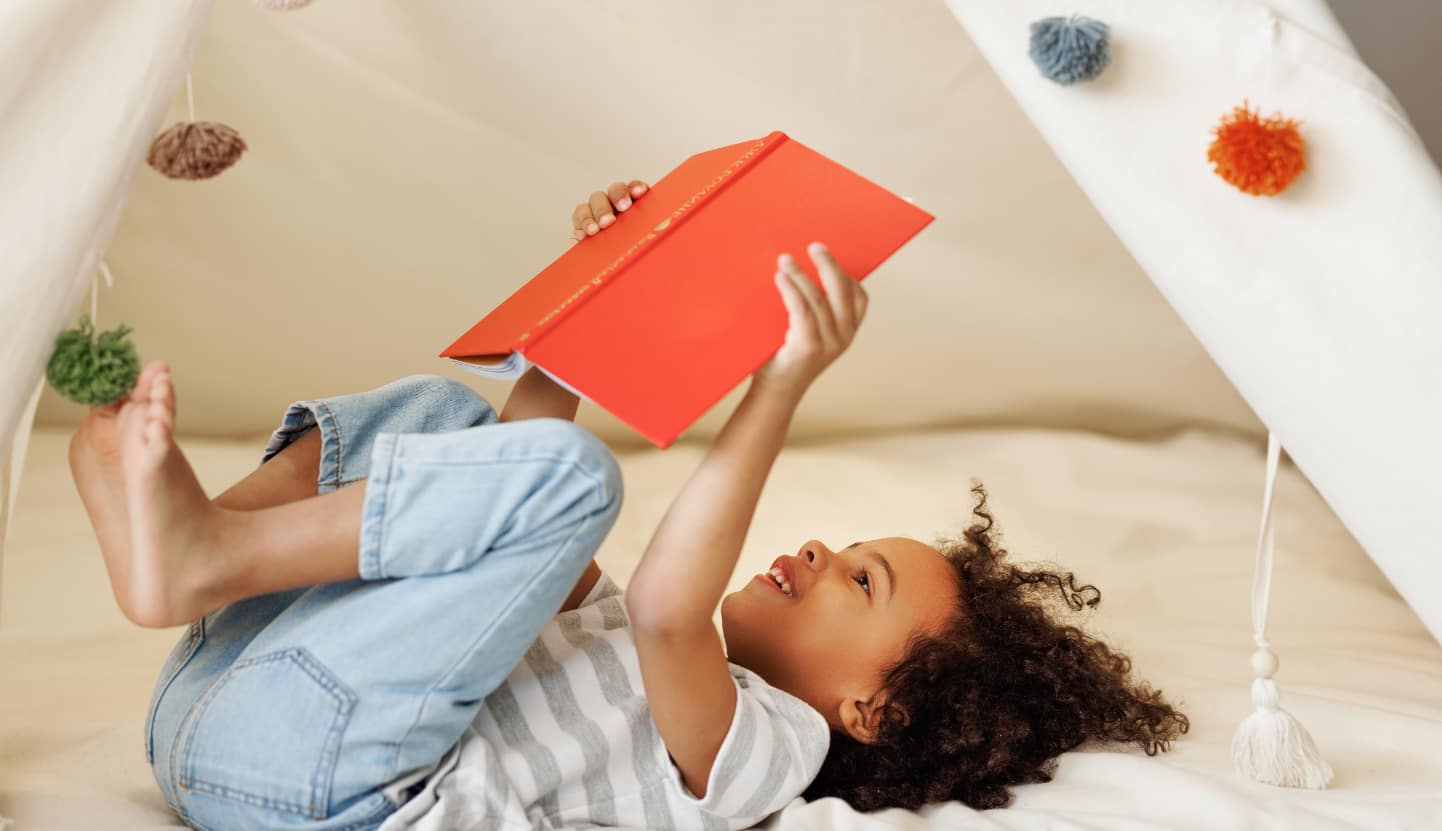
[838,692,890,745]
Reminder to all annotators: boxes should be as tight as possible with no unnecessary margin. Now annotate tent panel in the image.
[946,0,1442,642]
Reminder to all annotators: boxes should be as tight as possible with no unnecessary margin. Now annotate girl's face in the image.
[720,537,960,741]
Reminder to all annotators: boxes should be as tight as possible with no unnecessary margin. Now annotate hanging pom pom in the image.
[46,313,141,408]
[1232,668,1334,789]
[1028,15,1112,85]
[147,122,247,180]
[1208,101,1306,196]
[252,0,316,8]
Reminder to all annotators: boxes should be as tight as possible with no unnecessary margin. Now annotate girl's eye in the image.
[854,572,872,595]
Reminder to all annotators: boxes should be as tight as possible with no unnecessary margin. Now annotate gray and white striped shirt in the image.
[378,573,831,831]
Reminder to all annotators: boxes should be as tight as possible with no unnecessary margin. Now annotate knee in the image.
[524,419,624,515]
[394,374,496,425]
[407,374,489,406]
[390,374,450,395]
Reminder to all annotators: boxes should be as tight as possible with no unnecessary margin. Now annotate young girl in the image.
[69,179,1187,831]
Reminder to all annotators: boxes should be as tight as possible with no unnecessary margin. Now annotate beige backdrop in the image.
[34,0,1260,449]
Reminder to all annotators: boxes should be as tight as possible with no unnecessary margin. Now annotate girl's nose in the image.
[800,540,830,571]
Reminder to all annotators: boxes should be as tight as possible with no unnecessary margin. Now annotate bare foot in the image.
[114,361,228,627]
[69,360,171,603]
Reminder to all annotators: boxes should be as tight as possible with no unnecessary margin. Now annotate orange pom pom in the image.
[1207,101,1306,196]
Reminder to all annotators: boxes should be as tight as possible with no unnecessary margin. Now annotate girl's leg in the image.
[114,370,501,628]
[72,371,485,620]
[154,481,370,624]
[211,426,324,511]
[218,367,502,510]
[164,408,622,831]
[69,417,329,611]
[110,392,365,625]
[136,368,624,831]
[139,371,503,809]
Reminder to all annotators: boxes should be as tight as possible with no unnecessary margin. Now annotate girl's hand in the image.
[570,180,650,244]
[753,242,868,399]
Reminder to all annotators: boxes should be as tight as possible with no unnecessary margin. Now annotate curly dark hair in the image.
[803,480,1189,812]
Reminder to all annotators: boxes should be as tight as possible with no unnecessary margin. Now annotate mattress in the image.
[3,424,1441,829]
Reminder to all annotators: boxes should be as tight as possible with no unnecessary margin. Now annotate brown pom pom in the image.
[146,122,247,180]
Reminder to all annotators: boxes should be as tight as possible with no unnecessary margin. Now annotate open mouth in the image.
[754,557,795,597]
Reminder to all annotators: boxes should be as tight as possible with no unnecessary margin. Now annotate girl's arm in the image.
[627,380,800,797]
[498,367,580,424]
[627,244,868,799]
[499,178,650,609]
[500,367,600,610]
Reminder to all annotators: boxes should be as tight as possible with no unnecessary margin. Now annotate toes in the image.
[154,373,175,416]
[140,410,170,460]
[142,366,176,418]
[148,396,174,433]
[117,362,177,459]
[139,360,162,385]
[130,361,167,403]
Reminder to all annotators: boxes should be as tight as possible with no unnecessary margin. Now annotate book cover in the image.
[440,131,934,448]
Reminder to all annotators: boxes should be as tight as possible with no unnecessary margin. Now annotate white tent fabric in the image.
[2,1,1442,828]
[0,0,213,623]
[944,0,1442,643]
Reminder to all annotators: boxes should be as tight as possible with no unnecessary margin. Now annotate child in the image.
[69,179,1186,831]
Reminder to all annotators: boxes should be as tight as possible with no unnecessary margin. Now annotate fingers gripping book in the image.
[439,131,934,448]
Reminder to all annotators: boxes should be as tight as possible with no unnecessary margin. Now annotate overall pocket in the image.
[175,647,358,820]
[146,615,207,765]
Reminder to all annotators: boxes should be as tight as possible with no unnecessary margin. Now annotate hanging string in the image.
[91,260,114,329]
[1250,436,1278,648]
[186,72,196,122]
[1231,432,1333,788]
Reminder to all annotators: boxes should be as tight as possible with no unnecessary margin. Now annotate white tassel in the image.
[1233,674,1332,788]
[1231,433,1333,789]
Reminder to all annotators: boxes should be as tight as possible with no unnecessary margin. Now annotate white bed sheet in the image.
[2,425,1440,829]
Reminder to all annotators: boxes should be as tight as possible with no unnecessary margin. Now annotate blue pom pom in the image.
[1029,15,1111,85]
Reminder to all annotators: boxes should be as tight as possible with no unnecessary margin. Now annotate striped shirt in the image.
[377,573,831,831]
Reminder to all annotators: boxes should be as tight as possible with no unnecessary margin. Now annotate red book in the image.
[439,131,934,448]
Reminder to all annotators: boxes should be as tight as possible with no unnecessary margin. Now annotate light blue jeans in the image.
[144,374,623,831]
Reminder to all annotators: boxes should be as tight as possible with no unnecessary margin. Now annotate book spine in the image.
[516,132,791,352]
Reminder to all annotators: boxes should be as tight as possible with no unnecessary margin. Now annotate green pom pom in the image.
[46,313,141,407]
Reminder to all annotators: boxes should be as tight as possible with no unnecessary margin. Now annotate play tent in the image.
[944,0,1442,642]
[2,0,1440,828]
